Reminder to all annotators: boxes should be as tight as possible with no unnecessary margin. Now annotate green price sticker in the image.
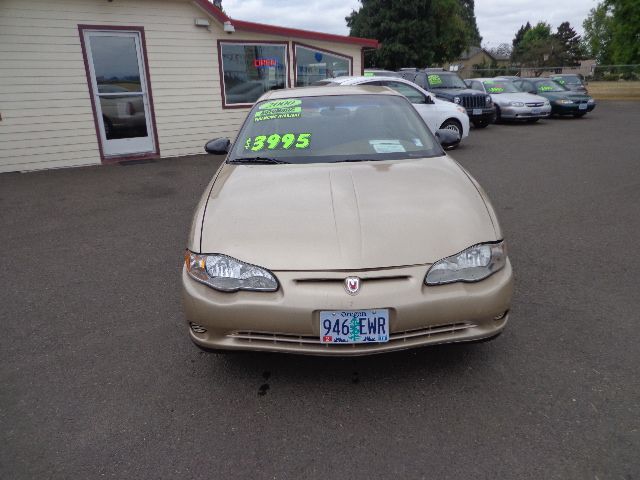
[364,72,375,77]
[539,86,554,92]
[488,87,504,93]
[244,132,311,151]
[427,74,442,85]
[254,98,303,122]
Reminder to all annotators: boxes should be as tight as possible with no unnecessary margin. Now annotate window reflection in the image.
[295,46,351,87]
[99,96,148,139]
[220,43,287,105]
[90,36,142,92]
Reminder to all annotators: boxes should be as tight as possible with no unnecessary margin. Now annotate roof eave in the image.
[191,0,379,49]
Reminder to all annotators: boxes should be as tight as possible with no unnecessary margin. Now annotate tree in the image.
[512,22,562,71]
[459,0,482,46]
[582,3,613,64]
[347,0,481,69]
[607,0,640,64]
[511,22,531,62]
[487,43,512,59]
[553,22,583,65]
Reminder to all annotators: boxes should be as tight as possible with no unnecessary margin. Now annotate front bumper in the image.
[466,107,496,123]
[499,104,551,120]
[552,103,596,115]
[182,260,514,356]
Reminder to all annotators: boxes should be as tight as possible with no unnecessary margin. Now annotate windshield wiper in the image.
[228,156,291,164]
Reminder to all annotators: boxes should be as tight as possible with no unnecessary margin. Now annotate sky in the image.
[222,0,600,48]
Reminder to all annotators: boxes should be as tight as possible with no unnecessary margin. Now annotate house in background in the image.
[0,0,378,172]
[443,46,510,78]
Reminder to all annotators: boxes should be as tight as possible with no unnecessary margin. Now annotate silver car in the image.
[466,78,551,123]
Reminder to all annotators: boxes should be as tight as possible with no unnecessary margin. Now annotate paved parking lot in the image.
[1,101,639,479]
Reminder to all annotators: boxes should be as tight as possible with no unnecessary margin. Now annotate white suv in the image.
[317,76,470,149]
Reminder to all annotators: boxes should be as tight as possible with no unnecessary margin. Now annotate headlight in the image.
[453,96,461,104]
[185,251,278,292]
[486,95,492,105]
[509,101,524,107]
[425,241,507,286]
[555,99,574,105]
[588,98,595,104]
[544,101,550,106]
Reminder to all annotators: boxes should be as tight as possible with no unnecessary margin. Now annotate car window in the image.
[229,94,442,164]
[482,80,520,93]
[534,80,568,92]
[470,81,484,92]
[383,81,426,104]
[426,73,467,89]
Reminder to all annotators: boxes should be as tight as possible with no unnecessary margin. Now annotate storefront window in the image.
[219,42,288,106]
[295,44,351,86]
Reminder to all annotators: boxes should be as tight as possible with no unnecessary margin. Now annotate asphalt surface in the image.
[1,101,639,479]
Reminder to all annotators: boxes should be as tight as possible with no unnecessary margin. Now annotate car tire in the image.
[472,119,490,129]
[494,106,502,124]
[438,119,463,149]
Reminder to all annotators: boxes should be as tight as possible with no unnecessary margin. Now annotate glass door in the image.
[84,30,155,157]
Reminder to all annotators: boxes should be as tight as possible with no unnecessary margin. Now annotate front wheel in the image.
[438,119,463,149]
[494,106,502,124]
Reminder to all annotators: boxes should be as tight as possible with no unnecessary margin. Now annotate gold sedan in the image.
[182,86,513,355]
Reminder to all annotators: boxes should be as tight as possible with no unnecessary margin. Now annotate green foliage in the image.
[582,3,614,64]
[554,22,584,65]
[607,0,640,64]
[459,0,482,45]
[583,0,639,65]
[347,0,481,69]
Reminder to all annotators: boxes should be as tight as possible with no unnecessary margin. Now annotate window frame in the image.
[217,40,290,109]
[78,24,160,163]
[293,42,353,87]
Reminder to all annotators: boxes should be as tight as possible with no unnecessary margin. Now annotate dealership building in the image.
[0,0,378,172]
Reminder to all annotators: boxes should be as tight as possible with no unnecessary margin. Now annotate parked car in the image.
[512,78,596,117]
[320,76,469,149]
[548,74,589,94]
[364,69,402,78]
[466,78,551,123]
[400,69,496,128]
[182,86,513,355]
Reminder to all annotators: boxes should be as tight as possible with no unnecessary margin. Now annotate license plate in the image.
[472,108,482,115]
[319,309,389,344]
[579,103,587,110]
[531,108,541,114]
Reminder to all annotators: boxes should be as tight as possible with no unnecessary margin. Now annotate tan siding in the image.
[0,0,366,172]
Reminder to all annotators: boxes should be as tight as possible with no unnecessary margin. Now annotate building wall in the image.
[0,0,362,173]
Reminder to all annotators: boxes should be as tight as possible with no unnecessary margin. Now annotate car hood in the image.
[433,88,485,97]
[492,92,547,104]
[198,157,498,271]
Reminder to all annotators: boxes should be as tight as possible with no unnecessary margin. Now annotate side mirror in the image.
[204,137,231,155]
[425,95,435,104]
[435,129,460,149]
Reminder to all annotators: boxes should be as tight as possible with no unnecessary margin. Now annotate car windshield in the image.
[228,94,442,164]
[426,73,467,89]
[534,80,568,93]
[482,80,519,94]
[552,75,582,85]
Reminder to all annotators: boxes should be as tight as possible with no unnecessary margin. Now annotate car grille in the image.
[460,95,486,109]
[526,102,544,107]
[228,322,477,347]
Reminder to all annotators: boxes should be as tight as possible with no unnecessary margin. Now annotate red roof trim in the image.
[192,0,378,48]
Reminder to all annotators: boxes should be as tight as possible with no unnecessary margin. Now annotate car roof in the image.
[260,85,403,100]
[333,75,412,84]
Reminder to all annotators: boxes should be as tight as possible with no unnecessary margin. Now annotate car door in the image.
[379,80,439,132]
